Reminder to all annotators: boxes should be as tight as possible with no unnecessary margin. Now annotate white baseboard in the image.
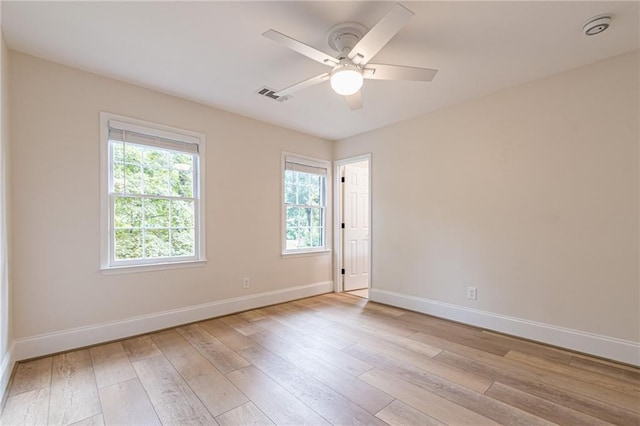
[370,288,640,366]
[13,281,333,361]
[0,343,15,404]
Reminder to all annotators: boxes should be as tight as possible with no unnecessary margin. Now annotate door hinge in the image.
[341,223,345,229]
[341,268,345,275]
[341,176,345,183]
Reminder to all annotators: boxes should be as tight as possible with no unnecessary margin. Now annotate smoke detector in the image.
[583,15,612,36]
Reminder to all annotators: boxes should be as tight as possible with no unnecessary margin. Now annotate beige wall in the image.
[10,52,333,340]
[336,50,639,343]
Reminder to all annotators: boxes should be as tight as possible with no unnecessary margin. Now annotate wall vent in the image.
[256,86,290,102]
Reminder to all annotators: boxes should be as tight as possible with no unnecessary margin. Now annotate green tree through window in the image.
[112,143,196,260]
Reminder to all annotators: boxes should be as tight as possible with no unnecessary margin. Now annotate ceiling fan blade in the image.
[263,29,339,66]
[344,91,363,111]
[274,73,331,97]
[348,3,414,65]
[364,64,438,81]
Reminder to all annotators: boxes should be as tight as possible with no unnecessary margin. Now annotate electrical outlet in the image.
[466,286,477,300]
[242,277,250,289]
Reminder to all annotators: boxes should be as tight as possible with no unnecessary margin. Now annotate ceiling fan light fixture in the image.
[330,65,363,96]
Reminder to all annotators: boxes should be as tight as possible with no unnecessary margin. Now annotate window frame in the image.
[281,152,331,256]
[100,112,206,273]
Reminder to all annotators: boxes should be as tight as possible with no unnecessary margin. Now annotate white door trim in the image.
[334,154,372,294]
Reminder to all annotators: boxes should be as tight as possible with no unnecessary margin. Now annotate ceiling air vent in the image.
[256,86,290,102]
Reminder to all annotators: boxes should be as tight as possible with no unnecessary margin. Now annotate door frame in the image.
[334,154,372,294]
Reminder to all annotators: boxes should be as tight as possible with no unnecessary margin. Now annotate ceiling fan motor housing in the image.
[327,22,368,55]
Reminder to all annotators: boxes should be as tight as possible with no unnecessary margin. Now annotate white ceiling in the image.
[2,1,638,140]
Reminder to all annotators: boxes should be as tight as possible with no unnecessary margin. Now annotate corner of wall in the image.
[0,21,16,404]
[0,342,14,406]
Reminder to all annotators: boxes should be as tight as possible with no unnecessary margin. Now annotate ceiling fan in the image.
[262,3,438,111]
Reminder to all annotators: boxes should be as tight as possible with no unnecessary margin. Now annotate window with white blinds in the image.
[100,113,206,271]
[282,154,330,254]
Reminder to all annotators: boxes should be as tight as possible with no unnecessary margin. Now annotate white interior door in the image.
[343,161,369,291]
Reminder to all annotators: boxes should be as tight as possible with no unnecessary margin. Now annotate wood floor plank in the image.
[436,350,640,425]
[254,317,373,376]
[301,296,399,323]
[302,306,428,351]
[360,368,501,425]
[345,343,552,426]
[121,335,162,362]
[89,341,137,388]
[444,345,640,413]
[304,299,418,337]
[569,356,640,383]
[396,312,511,356]
[8,357,52,397]
[249,329,393,414]
[571,353,640,373]
[358,300,407,318]
[226,366,331,426]
[132,354,216,425]
[414,330,640,414]
[506,349,640,396]
[48,349,101,426]
[320,293,368,310]
[175,323,250,374]
[269,301,338,328]
[481,330,574,364]
[99,378,161,426]
[329,318,443,360]
[271,315,356,350]
[215,402,275,426]
[219,313,263,336]
[152,329,248,416]
[69,413,104,425]
[485,382,612,425]
[355,336,490,393]
[238,309,267,322]
[291,297,325,308]
[298,298,435,351]
[408,329,483,357]
[375,399,445,426]
[198,318,256,352]
[259,304,353,349]
[0,387,49,425]
[239,344,387,425]
[331,325,495,394]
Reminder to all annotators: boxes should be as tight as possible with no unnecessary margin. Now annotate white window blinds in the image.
[109,120,199,154]
[285,157,328,176]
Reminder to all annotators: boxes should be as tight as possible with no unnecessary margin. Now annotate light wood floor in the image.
[345,289,369,299]
[2,293,639,426]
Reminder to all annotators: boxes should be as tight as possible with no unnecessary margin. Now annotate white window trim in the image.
[99,112,207,272]
[281,151,331,256]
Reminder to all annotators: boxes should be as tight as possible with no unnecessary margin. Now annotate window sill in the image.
[100,259,207,275]
[281,249,331,258]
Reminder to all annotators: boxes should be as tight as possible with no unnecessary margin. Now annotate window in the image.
[282,154,329,254]
[100,113,205,271]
